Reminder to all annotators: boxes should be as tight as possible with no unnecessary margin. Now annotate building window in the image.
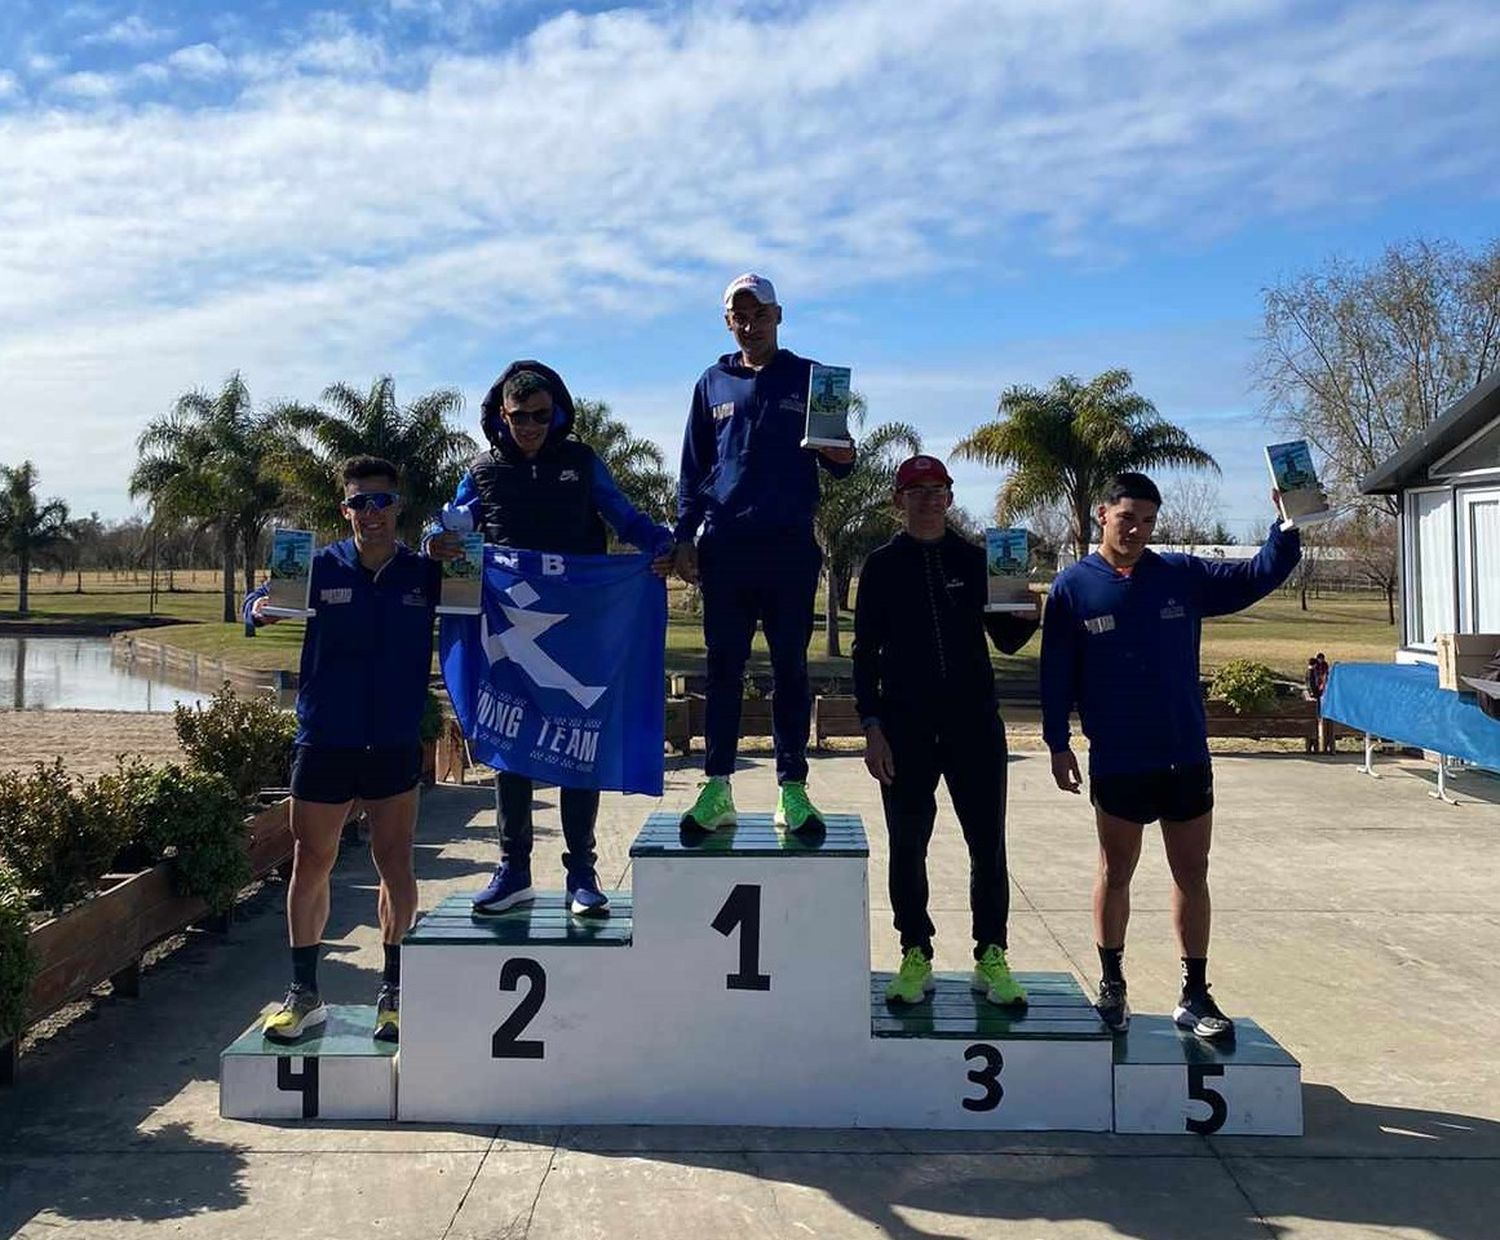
[1460,489,1500,632]
[1408,490,1455,646]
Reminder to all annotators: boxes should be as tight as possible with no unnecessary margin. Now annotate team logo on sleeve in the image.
[559,469,579,482]
[1160,598,1186,620]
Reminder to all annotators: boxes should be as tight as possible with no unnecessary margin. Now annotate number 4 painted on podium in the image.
[711,884,771,991]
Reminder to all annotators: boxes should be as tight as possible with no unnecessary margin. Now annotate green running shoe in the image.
[773,781,824,833]
[681,777,737,830]
[263,984,327,1042]
[972,944,1028,1007]
[884,947,935,1005]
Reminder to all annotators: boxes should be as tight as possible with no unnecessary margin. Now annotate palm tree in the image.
[572,398,676,525]
[270,377,475,543]
[954,369,1218,559]
[816,395,922,656]
[0,462,72,616]
[130,373,267,622]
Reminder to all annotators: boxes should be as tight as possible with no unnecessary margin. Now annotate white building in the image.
[1361,369,1500,659]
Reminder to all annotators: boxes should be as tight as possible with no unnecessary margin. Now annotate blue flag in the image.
[439,547,667,795]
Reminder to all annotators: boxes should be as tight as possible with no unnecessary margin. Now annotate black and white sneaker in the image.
[1095,978,1130,1033]
[1174,986,1235,1040]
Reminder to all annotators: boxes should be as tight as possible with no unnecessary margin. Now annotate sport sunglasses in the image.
[342,491,401,511]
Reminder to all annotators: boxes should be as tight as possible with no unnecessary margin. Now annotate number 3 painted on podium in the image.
[961,1043,1004,1112]
[492,958,547,1059]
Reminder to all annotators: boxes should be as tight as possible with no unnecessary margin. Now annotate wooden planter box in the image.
[1203,697,1351,752]
[421,738,438,787]
[2,797,293,1084]
[684,693,775,740]
[813,696,863,747]
[664,698,692,755]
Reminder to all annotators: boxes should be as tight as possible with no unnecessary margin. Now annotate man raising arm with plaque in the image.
[675,273,855,833]
[853,456,1038,1006]
[1040,472,1300,1039]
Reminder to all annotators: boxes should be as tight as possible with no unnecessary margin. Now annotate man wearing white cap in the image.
[675,273,856,832]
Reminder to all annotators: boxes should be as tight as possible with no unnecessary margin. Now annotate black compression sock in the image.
[383,943,401,988]
[1182,956,1208,995]
[292,944,319,991]
[1098,944,1125,985]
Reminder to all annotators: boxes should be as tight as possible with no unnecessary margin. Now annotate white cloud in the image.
[0,0,1497,517]
[0,71,19,99]
[165,43,231,79]
[81,14,175,48]
[51,69,119,98]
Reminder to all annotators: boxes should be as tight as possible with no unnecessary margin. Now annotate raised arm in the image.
[1195,521,1302,617]
[422,470,480,552]
[591,455,674,555]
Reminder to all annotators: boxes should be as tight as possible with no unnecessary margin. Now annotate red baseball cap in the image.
[895,454,954,491]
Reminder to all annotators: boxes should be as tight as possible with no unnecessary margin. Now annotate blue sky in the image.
[1,0,1497,536]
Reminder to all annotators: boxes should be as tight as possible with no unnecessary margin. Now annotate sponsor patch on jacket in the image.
[1084,614,1116,635]
[319,588,352,605]
[711,401,735,421]
[558,469,579,482]
[402,590,429,607]
[1160,600,1186,620]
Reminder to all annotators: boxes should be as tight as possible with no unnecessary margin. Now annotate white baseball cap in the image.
[723,272,777,310]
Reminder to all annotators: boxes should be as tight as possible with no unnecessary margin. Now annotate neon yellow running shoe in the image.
[884,947,935,1004]
[263,984,326,1042]
[773,781,824,833]
[681,776,737,830]
[972,945,1028,1007]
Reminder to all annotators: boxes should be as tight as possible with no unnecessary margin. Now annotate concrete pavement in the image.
[3,748,1499,1238]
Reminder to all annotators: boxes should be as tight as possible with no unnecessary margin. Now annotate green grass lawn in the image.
[2,571,1400,688]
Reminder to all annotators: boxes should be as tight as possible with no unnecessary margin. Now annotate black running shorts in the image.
[290,744,424,805]
[1090,763,1214,825]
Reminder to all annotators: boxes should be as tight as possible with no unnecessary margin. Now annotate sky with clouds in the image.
[1,0,1497,535]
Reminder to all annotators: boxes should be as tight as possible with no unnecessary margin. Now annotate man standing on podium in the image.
[674,273,855,833]
[853,455,1037,1006]
[246,456,441,1045]
[1041,473,1301,1039]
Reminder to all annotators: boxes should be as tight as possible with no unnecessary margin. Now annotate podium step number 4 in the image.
[219,812,1302,1133]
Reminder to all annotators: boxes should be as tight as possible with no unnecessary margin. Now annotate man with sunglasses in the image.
[853,456,1037,1006]
[244,456,440,1044]
[428,361,675,919]
[675,273,856,833]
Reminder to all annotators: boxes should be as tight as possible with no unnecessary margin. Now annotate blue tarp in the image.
[1321,662,1500,772]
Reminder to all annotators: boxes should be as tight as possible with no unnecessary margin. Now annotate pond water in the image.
[0,637,214,712]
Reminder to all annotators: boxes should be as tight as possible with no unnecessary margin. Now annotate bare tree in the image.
[1154,475,1224,552]
[1008,499,1074,566]
[1256,237,1500,512]
[1337,508,1399,624]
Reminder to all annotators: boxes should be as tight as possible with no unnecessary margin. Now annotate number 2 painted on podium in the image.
[492,958,547,1059]
[711,884,771,991]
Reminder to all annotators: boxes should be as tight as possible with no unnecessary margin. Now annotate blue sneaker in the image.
[472,863,534,915]
[566,869,610,918]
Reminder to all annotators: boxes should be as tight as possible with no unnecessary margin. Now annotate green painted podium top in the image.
[871,971,1111,1041]
[222,1005,398,1059]
[630,811,868,858]
[1112,1014,1300,1068]
[404,892,633,947]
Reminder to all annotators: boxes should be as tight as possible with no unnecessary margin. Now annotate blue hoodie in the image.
[244,540,440,748]
[675,348,855,542]
[1040,523,1301,776]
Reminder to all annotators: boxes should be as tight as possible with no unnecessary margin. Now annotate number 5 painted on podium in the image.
[492,958,547,1059]
[711,884,771,991]
[1186,1063,1228,1134]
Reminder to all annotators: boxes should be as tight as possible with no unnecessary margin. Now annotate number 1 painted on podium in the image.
[711,884,771,991]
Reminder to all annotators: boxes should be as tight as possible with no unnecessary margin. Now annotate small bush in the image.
[88,756,167,873]
[0,760,125,917]
[0,863,35,1039]
[1209,659,1278,715]
[174,684,296,802]
[133,765,249,914]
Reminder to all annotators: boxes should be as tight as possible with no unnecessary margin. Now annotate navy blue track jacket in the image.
[244,540,440,748]
[1040,523,1301,776]
[675,348,855,542]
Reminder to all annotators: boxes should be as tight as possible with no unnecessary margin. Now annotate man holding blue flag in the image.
[674,274,856,833]
[429,362,675,918]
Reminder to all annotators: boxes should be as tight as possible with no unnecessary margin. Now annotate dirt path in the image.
[0,710,184,776]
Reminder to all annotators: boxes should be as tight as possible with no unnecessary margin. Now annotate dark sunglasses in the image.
[342,491,400,512]
[506,409,552,427]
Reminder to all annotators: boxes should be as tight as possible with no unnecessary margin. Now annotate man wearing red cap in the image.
[852,455,1037,1005]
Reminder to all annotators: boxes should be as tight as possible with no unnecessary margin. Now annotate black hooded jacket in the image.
[465,359,609,555]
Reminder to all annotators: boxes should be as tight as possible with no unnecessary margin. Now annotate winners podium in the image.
[222,812,1302,1134]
